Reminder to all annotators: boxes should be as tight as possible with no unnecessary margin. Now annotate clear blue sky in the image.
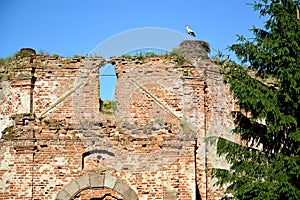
[0,0,265,58]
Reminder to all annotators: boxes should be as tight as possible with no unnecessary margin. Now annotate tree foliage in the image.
[212,0,300,199]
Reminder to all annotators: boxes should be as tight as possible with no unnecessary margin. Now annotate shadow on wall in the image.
[90,195,121,200]
[196,183,202,200]
[82,149,115,170]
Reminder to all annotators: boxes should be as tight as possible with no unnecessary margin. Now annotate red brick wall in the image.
[0,41,238,200]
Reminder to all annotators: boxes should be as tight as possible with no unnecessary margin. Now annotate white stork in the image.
[186,24,196,37]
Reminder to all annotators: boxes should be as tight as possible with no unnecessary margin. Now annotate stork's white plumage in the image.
[186,24,196,37]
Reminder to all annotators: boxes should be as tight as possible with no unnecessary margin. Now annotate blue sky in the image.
[0,0,266,99]
[0,0,265,58]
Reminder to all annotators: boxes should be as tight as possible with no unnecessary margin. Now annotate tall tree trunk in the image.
[296,0,299,20]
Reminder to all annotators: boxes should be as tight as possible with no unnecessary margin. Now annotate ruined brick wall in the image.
[0,41,237,200]
[0,55,104,199]
[0,56,101,135]
[0,140,85,199]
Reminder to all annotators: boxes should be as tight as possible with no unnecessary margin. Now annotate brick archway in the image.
[56,173,138,200]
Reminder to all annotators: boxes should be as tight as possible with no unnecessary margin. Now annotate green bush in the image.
[169,48,186,65]
[0,56,13,66]
[121,54,132,59]
[2,125,15,140]
[100,100,117,114]
[15,48,36,58]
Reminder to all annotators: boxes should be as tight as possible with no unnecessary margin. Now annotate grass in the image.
[169,48,186,65]
[38,49,50,56]
[73,54,81,58]
[100,100,117,114]
[121,48,187,65]
[121,54,132,59]
[52,53,60,58]
[44,119,51,125]
[0,56,13,80]
[121,51,161,61]
[0,56,13,66]
[2,125,16,140]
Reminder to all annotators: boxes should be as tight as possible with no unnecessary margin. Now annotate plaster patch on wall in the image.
[0,149,14,170]
[17,90,30,113]
[47,80,62,103]
[0,161,9,170]
[52,156,68,166]
[0,115,14,138]
[38,163,51,173]
[0,172,14,192]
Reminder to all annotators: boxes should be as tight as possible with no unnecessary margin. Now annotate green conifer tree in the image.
[212,0,300,199]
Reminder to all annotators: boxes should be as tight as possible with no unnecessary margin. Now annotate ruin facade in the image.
[0,40,238,200]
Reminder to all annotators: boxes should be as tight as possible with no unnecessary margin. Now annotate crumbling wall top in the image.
[179,40,210,60]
